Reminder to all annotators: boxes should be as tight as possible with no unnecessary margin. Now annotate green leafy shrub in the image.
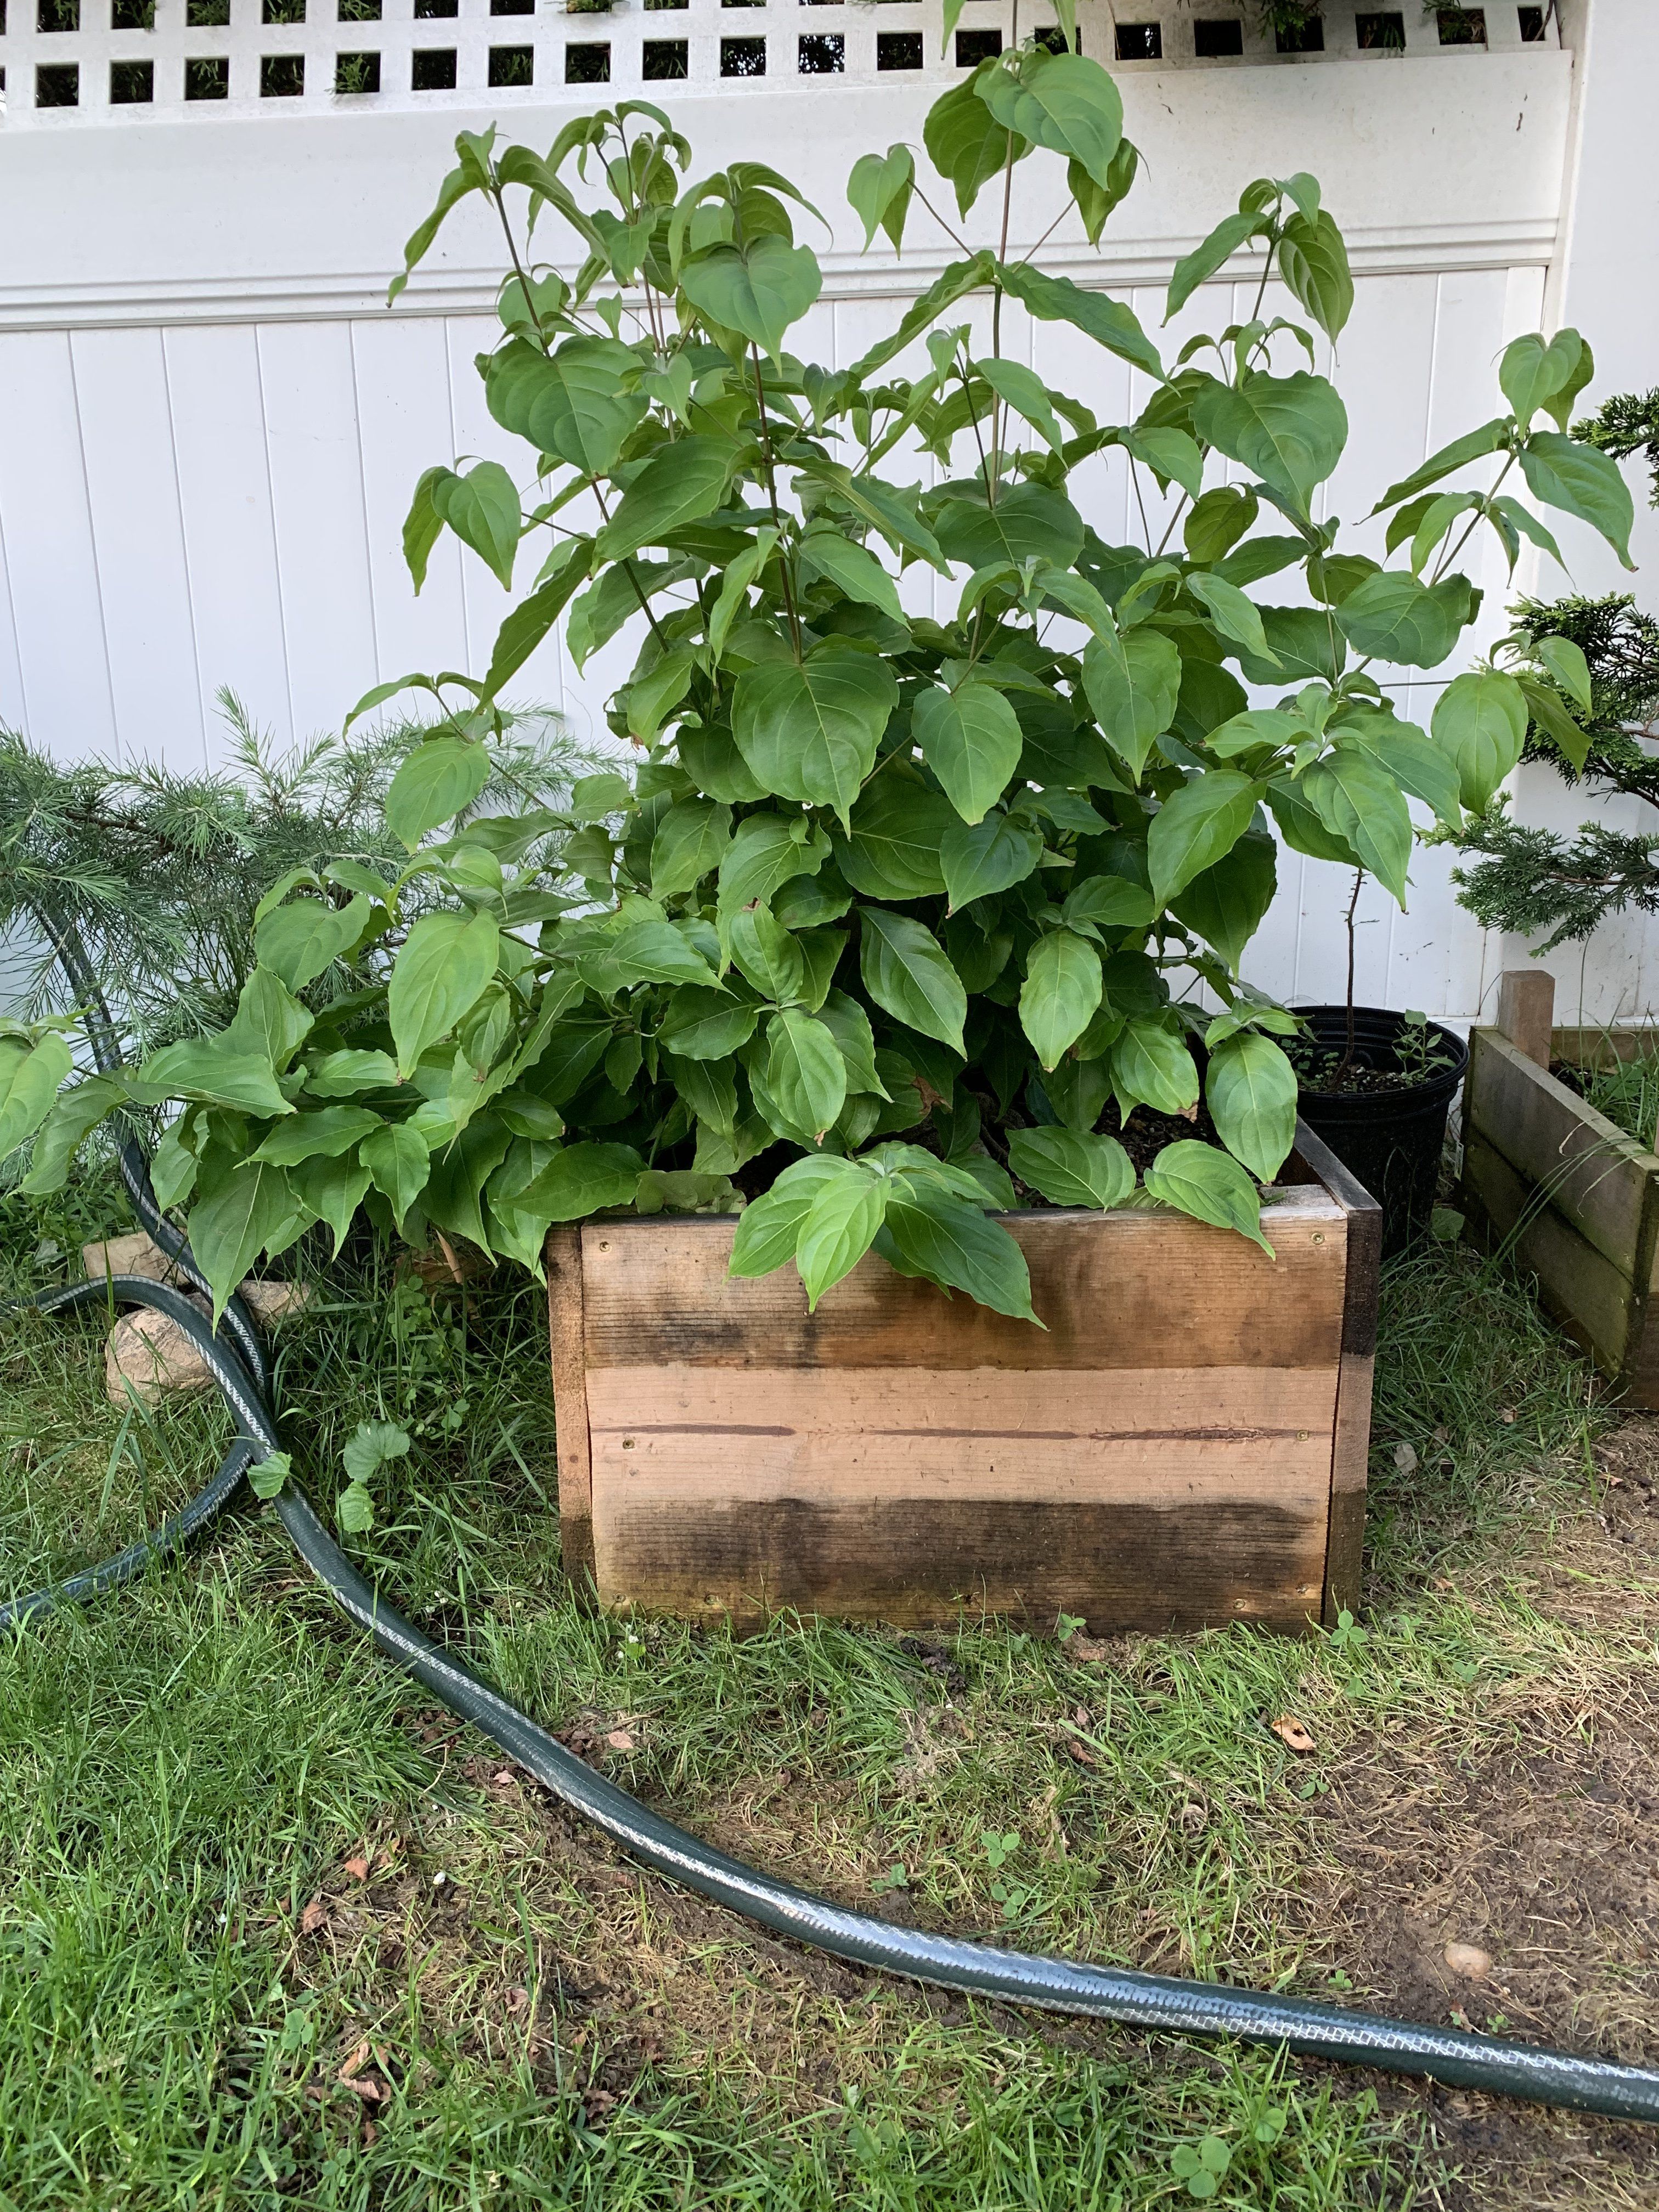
[3,58,1631,1323]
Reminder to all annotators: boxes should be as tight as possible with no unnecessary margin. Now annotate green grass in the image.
[1,1166,1653,2207]
[1573,1052,1659,1153]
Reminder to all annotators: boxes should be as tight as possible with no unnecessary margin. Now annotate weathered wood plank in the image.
[585,1363,1338,1501]
[1498,968,1554,1068]
[545,1223,594,1586]
[1554,1025,1659,1072]
[1289,1121,1380,1624]
[1464,1029,1656,1280]
[578,1195,1347,1374]
[592,1493,1329,1636]
[1462,1128,1642,1376]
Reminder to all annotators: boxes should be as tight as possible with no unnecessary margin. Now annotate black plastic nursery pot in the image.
[1290,1006,1469,1260]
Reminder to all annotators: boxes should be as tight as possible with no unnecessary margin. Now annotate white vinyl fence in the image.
[1,0,1656,1023]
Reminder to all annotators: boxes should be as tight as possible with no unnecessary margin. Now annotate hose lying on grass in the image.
[6,938,1659,2128]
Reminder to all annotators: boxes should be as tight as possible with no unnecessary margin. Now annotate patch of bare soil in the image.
[1293,1415,1659,2209]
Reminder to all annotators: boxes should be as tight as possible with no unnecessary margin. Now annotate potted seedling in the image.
[9,53,1631,1633]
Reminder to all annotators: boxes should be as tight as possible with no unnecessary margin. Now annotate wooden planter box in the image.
[545,1124,1379,1638]
[1462,970,1659,1405]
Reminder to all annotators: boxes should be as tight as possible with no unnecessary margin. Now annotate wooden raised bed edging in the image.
[1462,970,1659,1406]
[546,1121,1380,1638]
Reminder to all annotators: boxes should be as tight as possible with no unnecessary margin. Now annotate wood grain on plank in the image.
[586,1363,1338,1504]
[1464,1029,1656,1280]
[579,1196,1347,1374]
[545,1223,594,1583]
[592,1493,1328,1636]
[1554,1025,1659,1073]
[1498,968,1555,1068]
[1462,1130,1642,1377]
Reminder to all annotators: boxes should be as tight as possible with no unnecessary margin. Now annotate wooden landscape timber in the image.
[545,1125,1379,1638]
[1462,969,1659,1406]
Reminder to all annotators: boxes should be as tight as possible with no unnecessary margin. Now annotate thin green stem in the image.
[749,346,804,659]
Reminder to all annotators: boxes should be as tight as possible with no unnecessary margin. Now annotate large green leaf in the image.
[940,808,1043,912]
[1019,929,1102,1071]
[859,908,967,1053]
[518,1141,643,1223]
[848,143,915,253]
[1300,750,1413,904]
[728,1154,851,1277]
[733,646,898,822]
[994,260,1163,380]
[20,1071,123,1195]
[977,358,1064,453]
[1191,373,1347,516]
[728,905,806,1004]
[254,895,370,993]
[766,1007,848,1141]
[1166,210,1263,323]
[716,810,830,917]
[923,70,1030,219]
[836,774,953,900]
[484,336,647,476]
[1432,670,1528,811]
[224,969,313,1074]
[658,987,760,1060]
[1147,770,1259,908]
[797,528,906,624]
[977,51,1122,189]
[1499,330,1590,431]
[1519,431,1636,568]
[1205,1032,1297,1182]
[651,798,732,899]
[422,1115,515,1250]
[882,1184,1040,1325]
[1144,1138,1272,1254]
[1110,1015,1198,1116]
[1334,571,1469,669]
[610,917,723,989]
[932,483,1084,572]
[1234,607,1346,687]
[795,1167,888,1310]
[598,437,734,563]
[1277,209,1353,341]
[1008,1125,1133,1209]
[385,736,490,849]
[388,909,500,1077]
[430,461,520,590]
[1081,625,1181,779]
[680,235,823,359]
[913,680,1023,826]
[1373,418,1513,515]
[482,535,594,701]
[252,1105,383,1167]
[1186,573,1274,666]
[1341,712,1463,829]
[1264,778,1361,868]
[0,1032,71,1163]
[360,1122,432,1229]
[188,1158,296,1320]
[1169,830,1277,968]
[131,1037,294,1120]
[290,1150,375,1259]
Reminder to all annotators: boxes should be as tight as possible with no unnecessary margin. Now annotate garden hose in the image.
[5,946,1659,2128]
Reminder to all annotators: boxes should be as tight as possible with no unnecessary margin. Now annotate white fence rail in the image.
[2,4,1657,1025]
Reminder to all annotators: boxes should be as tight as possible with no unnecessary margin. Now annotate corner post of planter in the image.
[1292,1121,1382,1628]
[1497,968,1555,1069]
[545,1224,596,1594]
